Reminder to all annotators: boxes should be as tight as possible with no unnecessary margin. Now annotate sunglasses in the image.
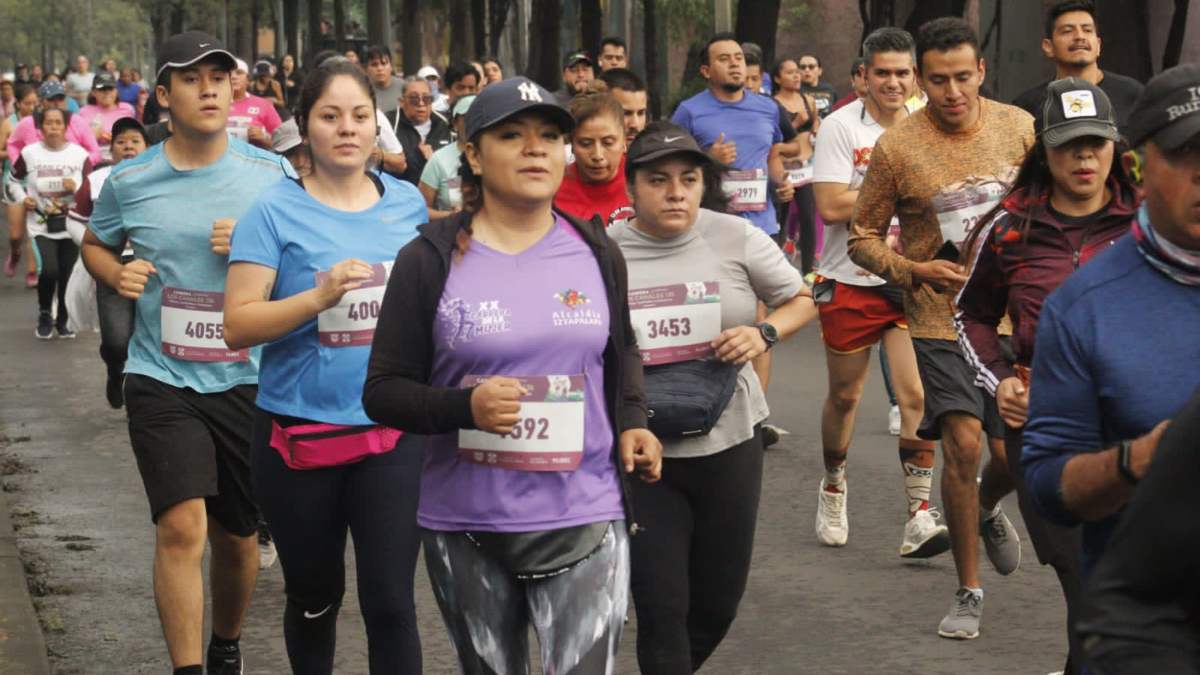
[405,95,434,105]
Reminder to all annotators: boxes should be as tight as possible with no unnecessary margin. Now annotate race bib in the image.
[458,374,585,472]
[34,175,68,196]
[315,261,393,347]
[784,159,813,187]
[226,116,251,141]
[722,169,768,212]
[446,176,462,209]
[160,287,249,362]
[629,282,721,365]
[933,180,1007,248]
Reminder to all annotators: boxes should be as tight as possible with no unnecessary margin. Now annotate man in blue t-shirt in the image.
[80,31,291,675]
[1022,63,1200,576]
[671,32,794,238]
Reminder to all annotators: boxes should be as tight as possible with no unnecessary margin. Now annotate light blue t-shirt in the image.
[229,173,427,425]
[89,138,292,393]
[671,89,784,234]
[418,143,463,211]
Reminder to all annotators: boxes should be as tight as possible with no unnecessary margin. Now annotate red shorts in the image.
[816,278,908,354]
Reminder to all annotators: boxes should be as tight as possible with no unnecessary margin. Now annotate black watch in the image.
[756,322,779,350]
[1117,440,1139,485]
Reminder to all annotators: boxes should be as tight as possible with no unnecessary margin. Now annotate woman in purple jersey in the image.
[364,76,661,674]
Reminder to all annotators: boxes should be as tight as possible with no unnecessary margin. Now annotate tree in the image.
[734,0,781,66]
[448,0,471,63]
[1162,0,1190,70]
[306,0,323,65]
[401,0,422,74]
[471,0,487,58]
[527,0,563,89]
[1095,0,1152,81]
[487,0,513,58]
[580,0,602,58]
[366,0,390,51]
[643,0,660,116]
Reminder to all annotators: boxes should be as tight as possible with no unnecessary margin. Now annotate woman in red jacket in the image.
[554,81,634,226]
[955,79,1140,675]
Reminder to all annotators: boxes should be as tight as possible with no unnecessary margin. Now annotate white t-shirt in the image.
[66,71,95,99]
[376,110,403,154]
[811,98,886,287]
[10,141,89,240]
[415,120,432,141]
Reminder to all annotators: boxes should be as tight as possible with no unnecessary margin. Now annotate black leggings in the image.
[250,410,424,675]
[33,236,78,318]
[630,427,764,674]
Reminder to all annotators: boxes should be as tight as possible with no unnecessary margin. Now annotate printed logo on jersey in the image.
[609,205,636,225]
[437,296,513,349]
[551,289,603,327]
[853,147,873,168]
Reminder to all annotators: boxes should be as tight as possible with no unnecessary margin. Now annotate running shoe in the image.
[55,322,75,339]
[105,369,124,409]
[206,641,243,675]
[938,587,983,639]
[35,312,53,340]
[4,251,18,278]
[258,527,278,570]
[900,508,950,558]
[888,405,901,436]
[815,478,848,547]
[25,271,37,289]
[980,504,1021,575]
[761,423,787,449]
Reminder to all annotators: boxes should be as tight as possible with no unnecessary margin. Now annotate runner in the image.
[117,68,143,106]
[559,50,596,101]
[387,76,453,186]
[77,72,135,163]
[247,61,286,109]
[68,116,149,407]
[598,68,648,145]
[224,57,427,673]
[609,121,816,673]
[1021,62,1200,581]
[7,80,102,166]
[417,94,474,218]
[481,56,503,85]
[847,17,1030,639]
[10,106,90,339]
[1012,1,1142,134]
[810,27,943,557]
[771,57,821,274]
[799,54,838,119]
[956,79,1137,675]
[276,54,302,111]
[554,82,633,226]
[362,76,661,673]
[3,83,38,287]
[80,31,292,675]
[599,37,629,71]
[228,58,282,149]
[65,55,94,107]
[366,46,404,115]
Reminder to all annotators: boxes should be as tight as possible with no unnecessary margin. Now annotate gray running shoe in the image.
[938,588,982,640]
[980,505,1021,575]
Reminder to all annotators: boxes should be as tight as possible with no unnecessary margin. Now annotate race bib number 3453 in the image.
[458,374,585,472]
[160,287,249,363]
[629,282,721,365]
[315,261,393,347]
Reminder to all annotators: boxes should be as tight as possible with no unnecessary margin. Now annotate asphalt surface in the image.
[0,271,1070,674]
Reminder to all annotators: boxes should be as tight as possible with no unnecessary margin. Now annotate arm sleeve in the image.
[847,141,916,288]
[419,155,445,190]
[362,239,478,434]
[228,200,283,269]
[260,103,282,135]
[1078,390,1200,675]
[954,221,1015,395]
[1020,301,1104,527]
[88,173,126,249]
[744,223,805,307]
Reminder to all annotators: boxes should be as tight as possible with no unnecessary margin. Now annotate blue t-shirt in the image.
[229,174,427,425]
[671,88,783,234]
[1022,234,1200,573]
[89,139,292,393]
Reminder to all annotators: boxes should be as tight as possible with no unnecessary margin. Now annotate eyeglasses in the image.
[405,95,434,105]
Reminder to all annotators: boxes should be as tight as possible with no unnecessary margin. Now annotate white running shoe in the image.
[888,405,901,436]
[900,508,951,558]
[815,478,848,547]
[258,529,278,570]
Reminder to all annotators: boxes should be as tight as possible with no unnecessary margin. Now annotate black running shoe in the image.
[761,424,781,449]
[206,642,242,675]
[105,370,124,409]
[35,311,53,340]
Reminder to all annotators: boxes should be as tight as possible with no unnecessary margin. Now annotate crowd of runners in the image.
[1,0,1198,672]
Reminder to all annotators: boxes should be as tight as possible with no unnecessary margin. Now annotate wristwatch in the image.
[1117,440,1139,485]
[756,322,779,351]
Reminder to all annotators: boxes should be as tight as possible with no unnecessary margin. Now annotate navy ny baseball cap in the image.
[463,76,574,141]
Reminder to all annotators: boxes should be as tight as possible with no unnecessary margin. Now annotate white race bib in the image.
[315,262,392,347]
[932,180,1007,249]
[722,169,769,212]
[629,282,721,365]
[226,116,251,141]
[784,159,813,187]
[160,287,249,362]
[446,176,462,209]
[458,374,585,472]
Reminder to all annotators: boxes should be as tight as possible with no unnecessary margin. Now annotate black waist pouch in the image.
[45,213,67,234]
[468,522,611,579]
[644,358,739,439]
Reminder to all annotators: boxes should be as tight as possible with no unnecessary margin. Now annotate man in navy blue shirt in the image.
[1022,63,1200,576]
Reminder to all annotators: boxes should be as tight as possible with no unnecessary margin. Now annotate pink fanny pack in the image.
[269,420,403,470]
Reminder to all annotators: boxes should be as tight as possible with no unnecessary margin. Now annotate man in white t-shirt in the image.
[810,28,944,559]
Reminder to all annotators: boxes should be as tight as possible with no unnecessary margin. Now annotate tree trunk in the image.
[283,0,300,60]
[471,0,488,59]
[527,0,562,89]
[734,0,781,66]
[903,0,964,34]
[401,0,422,74]
[580,0,602,59]
[367,0,391,50]
[1162,0,1189,70]
[251,0,261,59]
[448,0,471,63]
[1095,0,1152,81]
[333,0,347,53]
[642,0,659,117]
[488,0,513,57]
[306,0,323,66]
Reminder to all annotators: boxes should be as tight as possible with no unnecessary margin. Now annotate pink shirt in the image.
[77,102,135,136]
[227,94,282,141]
[6,114,102,166]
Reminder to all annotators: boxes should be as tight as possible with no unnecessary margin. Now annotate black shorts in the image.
[124,374,259,536]
[912,338,1006,441]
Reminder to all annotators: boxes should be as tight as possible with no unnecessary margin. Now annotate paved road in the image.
[0,273,1069,674]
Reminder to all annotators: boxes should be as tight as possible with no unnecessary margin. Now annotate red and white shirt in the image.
[10,141,90,239]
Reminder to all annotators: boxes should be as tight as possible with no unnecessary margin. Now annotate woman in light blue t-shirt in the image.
[224,59,427,673]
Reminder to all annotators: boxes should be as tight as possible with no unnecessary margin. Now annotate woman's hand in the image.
[619,428,662,483]
[314,258,374,310]
[470,376,529,435]
[712,326,768,365]
[995,376,1029,428]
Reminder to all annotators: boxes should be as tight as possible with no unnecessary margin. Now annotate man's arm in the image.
[811,183,857,223]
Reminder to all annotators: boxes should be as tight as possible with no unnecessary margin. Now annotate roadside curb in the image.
[0,487,50,675]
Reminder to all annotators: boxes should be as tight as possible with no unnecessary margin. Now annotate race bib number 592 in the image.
[458,374,585,472]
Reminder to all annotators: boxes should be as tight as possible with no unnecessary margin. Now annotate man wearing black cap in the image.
[559,50,596,101]
[80,31,293,675]
[1022,62,1200,592]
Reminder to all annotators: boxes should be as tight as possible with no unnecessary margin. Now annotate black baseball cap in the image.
[156,31,237,79]
[253,60,272,77]
[463,76,574,141]
[627,122,713,168]
[563,50,593,69]
[1039,78,1119,148]
[93,72,118,90]
[1126,63,1200,151]
[111,117,147,141]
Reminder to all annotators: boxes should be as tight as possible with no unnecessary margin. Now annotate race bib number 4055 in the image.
[160,287,249,362]
[722,169,769,212]
[629,282,721,365]
[458,374,585,472]
[315,262,392,347]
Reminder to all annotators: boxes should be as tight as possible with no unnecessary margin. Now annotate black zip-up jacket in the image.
[385,109,453,186]
[362,209,649,529]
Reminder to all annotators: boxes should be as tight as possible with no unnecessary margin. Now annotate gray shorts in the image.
[912,337,1006,441]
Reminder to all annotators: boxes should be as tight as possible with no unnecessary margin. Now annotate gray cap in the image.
[463,76,574,141]
[1126,63,1200,151]
[1039,77,1120,148]
[272,118,302,153]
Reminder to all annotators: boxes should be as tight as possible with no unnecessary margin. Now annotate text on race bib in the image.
[315,261,393,347]
[629,282,721,365]
[932,180,1008,249]
[161,287,249,363]
[458,374,586,472]
[784,158,813,187]
[722,169,769,212]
